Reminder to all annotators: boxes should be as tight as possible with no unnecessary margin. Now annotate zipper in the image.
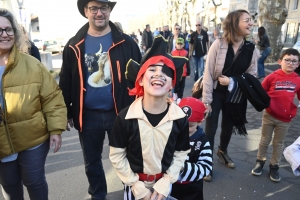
[1,78,14,153]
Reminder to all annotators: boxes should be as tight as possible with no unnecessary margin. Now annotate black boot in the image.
[251,159,265,176]
[269,164,281,182]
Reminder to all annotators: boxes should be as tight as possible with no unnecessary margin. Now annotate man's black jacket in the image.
[59,21,141,131]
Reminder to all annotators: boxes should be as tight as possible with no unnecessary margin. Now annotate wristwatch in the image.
[204,103,210,107]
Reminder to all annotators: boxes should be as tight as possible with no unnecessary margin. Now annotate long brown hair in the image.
[222,9,250,44]
[0,8,28,53]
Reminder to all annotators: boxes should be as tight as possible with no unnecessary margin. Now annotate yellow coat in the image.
[0,45,67,159]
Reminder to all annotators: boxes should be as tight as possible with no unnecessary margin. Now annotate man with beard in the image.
[59,0,141,199]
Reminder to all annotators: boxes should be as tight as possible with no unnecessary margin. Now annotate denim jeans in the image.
[193,56,205,79]
[257,110,290,166]
[0,140,49,200]
[79,109,116,200]
[205,90,234,154]
[257,47,271,77]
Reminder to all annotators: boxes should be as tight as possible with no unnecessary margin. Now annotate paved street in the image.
[1,59,300,200]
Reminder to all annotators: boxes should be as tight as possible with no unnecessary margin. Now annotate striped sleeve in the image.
[179,139,212,182]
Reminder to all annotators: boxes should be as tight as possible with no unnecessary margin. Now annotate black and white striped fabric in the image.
[178,134,213,182]
[226,77,244,104]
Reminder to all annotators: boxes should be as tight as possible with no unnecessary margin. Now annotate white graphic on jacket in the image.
[85,44,111,87]
[195,141,202,151]
[275,81,296,92]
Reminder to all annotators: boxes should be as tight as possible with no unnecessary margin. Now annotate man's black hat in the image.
[77,0,117,18]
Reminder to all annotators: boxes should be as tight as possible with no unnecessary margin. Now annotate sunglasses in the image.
[196,24,201,27]
[177,43,183,45]
[176,28,181,30]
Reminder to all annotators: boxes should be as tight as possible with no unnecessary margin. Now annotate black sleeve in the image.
[189,32,194,44]
[30,44,41,61]
[127,36,142,88]
[175,116,190,151]
[204,31,209,44]
[257,35,267,47]
[108,107,129,148]
[59,40,73,119]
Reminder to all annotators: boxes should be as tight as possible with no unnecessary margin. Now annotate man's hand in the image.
[150,190,166,200]
[66,118,74,131]
[50,134,62,153]
[142,190,152,200]
[143,46,146,50]
[218,75,230,86]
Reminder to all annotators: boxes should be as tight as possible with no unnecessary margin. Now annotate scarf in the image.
[222,41,254,135]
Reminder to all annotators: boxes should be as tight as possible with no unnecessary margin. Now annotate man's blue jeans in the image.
[193,56,205,80]
[79,109,116,200]
[257,47,271,78]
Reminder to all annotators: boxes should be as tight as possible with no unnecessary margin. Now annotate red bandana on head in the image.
[129,55,176,97]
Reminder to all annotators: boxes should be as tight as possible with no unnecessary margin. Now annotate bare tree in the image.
[259,0,288,62]
[212,0,222,29]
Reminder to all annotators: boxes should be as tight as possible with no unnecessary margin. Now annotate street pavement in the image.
[1,58,300,200]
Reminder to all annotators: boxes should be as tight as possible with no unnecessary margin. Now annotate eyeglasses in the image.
[283,59,299,65]
[176,28,181,31]
[241,18,253,23]
[0,27,14,36]
[177,43,183,45]
[196,24,201,27]
[88,6,110,14]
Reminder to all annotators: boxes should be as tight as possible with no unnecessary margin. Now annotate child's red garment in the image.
[262,69,300,122]
[171,49,190,77]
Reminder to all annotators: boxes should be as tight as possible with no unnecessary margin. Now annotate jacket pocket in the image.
[116,60,121,83]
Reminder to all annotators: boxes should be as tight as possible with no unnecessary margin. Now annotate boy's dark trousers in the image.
[175,77,186,99]
[171,180,203,200]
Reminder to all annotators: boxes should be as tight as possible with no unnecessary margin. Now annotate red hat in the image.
[178,97,206,122]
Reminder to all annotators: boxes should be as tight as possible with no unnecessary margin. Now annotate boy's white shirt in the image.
[283,136,300,176]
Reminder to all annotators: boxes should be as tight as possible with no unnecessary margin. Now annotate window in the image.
[244,0,247,5]
[296,23,300,42]
[292,0,299,10]
[285,23,297,43]
[237,0,242,3]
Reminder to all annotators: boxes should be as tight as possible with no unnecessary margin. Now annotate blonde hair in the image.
[0,8,29,53]
[222,9,249,44]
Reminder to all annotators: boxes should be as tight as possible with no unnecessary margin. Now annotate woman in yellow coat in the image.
[0,9,67,200]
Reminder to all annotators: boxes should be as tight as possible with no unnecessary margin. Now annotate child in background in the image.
[251,48,300,182]
[171,38,190,104]
[283,136,300,176]
[109,35,190,200]
[171,97,212,200]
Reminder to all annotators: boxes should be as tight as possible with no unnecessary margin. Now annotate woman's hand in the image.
[150,190,166,200]
[50,134,62,153]
[204,104,212,118]
[218,75,230,86]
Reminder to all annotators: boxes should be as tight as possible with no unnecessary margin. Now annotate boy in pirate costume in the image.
[109,35,190,200]
[171,97,212,200]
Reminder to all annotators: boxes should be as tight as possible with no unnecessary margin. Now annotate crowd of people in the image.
[0,0,300,200]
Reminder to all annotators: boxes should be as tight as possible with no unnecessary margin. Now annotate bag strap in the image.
[222,41,243,74]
